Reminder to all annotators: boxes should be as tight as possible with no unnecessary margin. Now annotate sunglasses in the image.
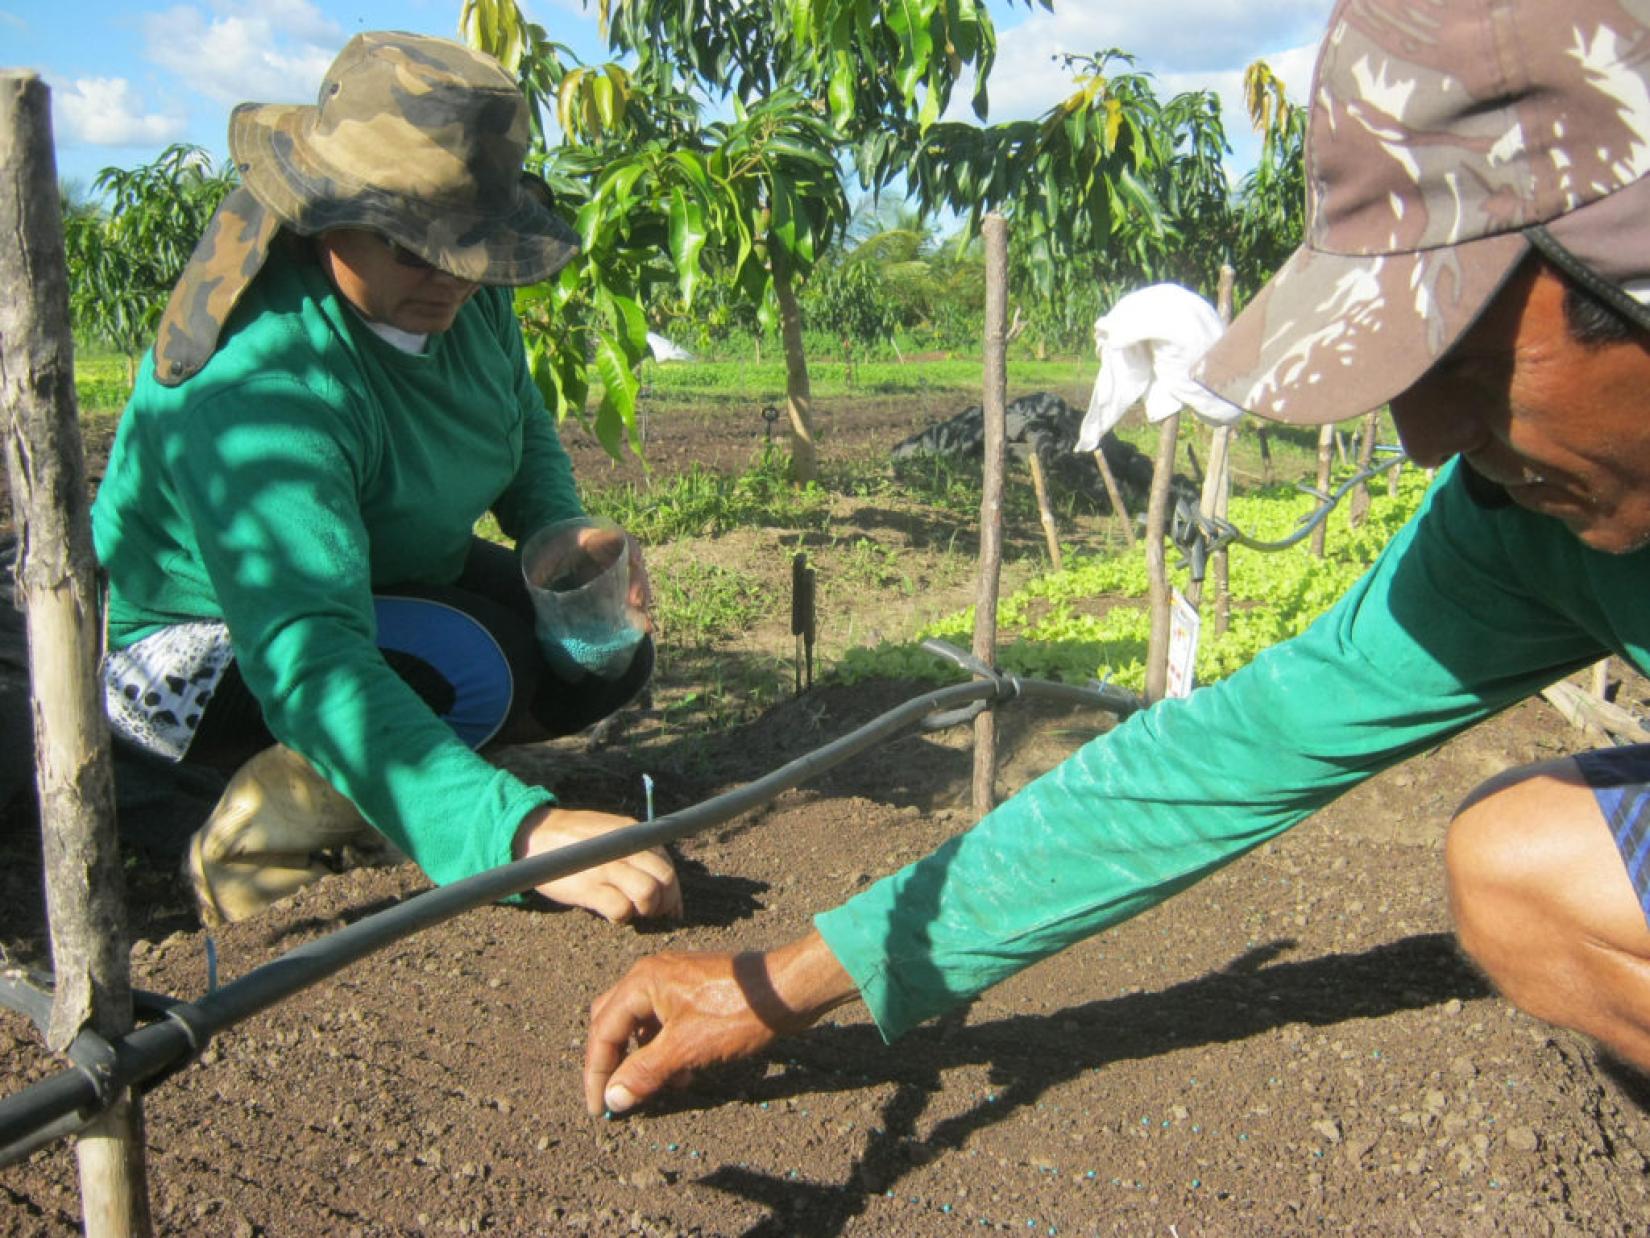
[371,175,558,275]
[378,235,437,272]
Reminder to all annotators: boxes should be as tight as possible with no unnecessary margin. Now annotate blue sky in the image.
[9,0,1333,195]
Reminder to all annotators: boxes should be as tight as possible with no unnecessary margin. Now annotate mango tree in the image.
[465,0,1047,480]
[62,144,235,385]
[1233,60,1307,304]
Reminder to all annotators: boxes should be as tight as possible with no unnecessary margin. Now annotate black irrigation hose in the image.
[1196,451,1409,554]
[0,653,1141,1164]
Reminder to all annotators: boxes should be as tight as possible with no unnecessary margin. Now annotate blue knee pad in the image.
[372,596,514,749]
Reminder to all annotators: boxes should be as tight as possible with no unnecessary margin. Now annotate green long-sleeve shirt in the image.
[816,460,1650,1040]
[92,251,583,884]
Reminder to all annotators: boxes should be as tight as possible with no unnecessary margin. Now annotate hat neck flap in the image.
[152,186,282,388]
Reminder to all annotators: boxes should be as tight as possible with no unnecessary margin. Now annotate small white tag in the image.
[1166,588,1201,700]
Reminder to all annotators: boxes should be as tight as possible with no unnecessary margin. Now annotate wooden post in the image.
[1025,452,1062,571]
[1186,267,1236,621]
[1091,447,1136,548]
[1142,411,1181,704]
[972,214,1009,814]
[1,72,152,1235]
[1348,409,1379,527]
[1310,422,1335,559]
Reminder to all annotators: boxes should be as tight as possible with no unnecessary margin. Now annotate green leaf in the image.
[768,170,799,260]
[667,186,708,306]
[592,332,641,458]
[886,0,938,106]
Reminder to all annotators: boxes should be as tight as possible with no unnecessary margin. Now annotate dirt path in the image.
[2,388,1648,1234]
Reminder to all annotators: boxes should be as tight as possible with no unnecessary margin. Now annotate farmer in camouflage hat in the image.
[582,0,1650,1118]
[92,31,681,926]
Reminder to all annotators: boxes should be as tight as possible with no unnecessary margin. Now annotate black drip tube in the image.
[0,649,1140,1163]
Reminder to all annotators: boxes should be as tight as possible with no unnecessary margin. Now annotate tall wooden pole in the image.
[1310,422,1336,558]
[0,71,152,1235]
[1142,412,1181,704]
[971,214,1009,814]
[1187,267,1236,629]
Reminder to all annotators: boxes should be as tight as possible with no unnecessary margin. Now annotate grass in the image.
[652,561,769,646]
[637,354,1093,404]
[586,442,831,542]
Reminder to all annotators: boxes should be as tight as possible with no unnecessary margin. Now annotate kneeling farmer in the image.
[585,0,1650,1113]
[93,32,679,927]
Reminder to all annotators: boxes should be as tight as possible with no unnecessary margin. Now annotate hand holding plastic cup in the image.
[521,517,647,680]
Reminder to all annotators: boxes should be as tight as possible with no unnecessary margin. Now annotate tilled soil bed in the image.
[3,388,1649,1234]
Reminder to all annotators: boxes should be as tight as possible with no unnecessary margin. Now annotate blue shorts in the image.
[1575,743,1650,926]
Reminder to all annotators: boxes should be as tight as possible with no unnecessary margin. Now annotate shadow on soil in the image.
[659,933,1490,1236]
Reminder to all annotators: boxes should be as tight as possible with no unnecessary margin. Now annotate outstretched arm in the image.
[583,929,858,1115]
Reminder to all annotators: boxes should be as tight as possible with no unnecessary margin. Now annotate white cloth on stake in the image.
[1076,283,1244,452]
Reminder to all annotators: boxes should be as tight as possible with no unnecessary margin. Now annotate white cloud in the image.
[53,76,186,146]
[141,0,342,106]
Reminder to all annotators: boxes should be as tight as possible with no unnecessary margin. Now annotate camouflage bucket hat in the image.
[1196,0,1650,425]
[151,30,577,386]
[229,30,576,285]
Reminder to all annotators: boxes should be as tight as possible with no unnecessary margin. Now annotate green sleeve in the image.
[815,464,1609,1040]
[483,289,584,542]
[162,374,552,884]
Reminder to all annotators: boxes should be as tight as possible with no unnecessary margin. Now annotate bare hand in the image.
[513,806,682,924]
[583,931,858,1115]
[621,531,653,632]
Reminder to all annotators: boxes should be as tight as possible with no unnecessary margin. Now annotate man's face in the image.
[1390,257,1650,554]
[315,229,479,335]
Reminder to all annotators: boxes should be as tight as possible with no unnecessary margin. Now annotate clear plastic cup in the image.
[520,517,645,680]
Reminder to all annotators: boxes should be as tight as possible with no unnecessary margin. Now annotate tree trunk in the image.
[1,70,152,1235]
[1143,412,1181,705]
[972,214,1009,815]
[769,247,817,484]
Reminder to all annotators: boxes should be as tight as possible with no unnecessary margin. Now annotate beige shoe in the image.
[184,745,384,926]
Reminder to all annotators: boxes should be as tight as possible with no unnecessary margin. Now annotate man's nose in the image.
[1389,390,1486,467]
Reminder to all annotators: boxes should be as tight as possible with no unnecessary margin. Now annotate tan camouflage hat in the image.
[152,31,576,386]
[1196,0,1650,425]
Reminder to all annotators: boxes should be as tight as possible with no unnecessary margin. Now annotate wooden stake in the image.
[1143,412,1181,705]
[1,71,151,1235]
[1349,409,1379,527]
[1092,447,1136,548]
[1187,267,1236,620]
[1025,452,1062,571]
[972,214,1008,814]
[1211,266,1235,636]
[1310,423,1335,559]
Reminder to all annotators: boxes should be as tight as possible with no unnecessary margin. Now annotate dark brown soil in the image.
[3,387,1649,1235]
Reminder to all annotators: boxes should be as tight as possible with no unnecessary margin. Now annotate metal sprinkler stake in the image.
[791,553,816,694]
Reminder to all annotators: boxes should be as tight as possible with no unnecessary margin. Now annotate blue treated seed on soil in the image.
[1191,1179,1201,1188]
[667,1143,679,1152]
[1085,1170,1096,1179]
